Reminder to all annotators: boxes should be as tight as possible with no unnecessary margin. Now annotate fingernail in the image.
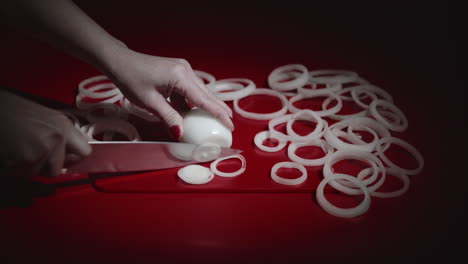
[170,125,182,140]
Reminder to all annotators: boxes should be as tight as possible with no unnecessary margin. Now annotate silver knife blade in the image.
[65,141,242,173]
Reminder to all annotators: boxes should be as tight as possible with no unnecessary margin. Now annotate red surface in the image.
[0,1,462,263]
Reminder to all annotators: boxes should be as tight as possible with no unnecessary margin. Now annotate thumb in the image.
[142,92,184,140]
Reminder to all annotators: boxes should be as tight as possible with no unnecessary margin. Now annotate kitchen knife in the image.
[65,141,242,174]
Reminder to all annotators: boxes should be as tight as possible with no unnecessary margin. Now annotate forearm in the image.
[1,0,125,70]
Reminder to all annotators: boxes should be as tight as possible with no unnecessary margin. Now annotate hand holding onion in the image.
[0,90,91,177]
[99,48,234,140]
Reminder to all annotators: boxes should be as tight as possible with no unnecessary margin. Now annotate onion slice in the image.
[270,161,307,185]
[210,154,246,177]
[267,64,309,91]
[370,99,408,132]
[177,165,214,185]
[287,139,334,166]
[213,78,256,101]
[233,88,288,120]
[375,137,424,176]
[254,130,287,152]
[316,173,371,218]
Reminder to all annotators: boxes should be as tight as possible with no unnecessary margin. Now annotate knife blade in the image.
[65,141,242,174]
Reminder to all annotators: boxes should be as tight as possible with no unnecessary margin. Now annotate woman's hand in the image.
[101,48,234,139]
[0,90,91,177]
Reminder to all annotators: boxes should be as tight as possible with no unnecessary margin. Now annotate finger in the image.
[43,133,66,177]
[180,61,233,117]
[179,80,234,131]
[66,125,92,158]
[140,92,185,140]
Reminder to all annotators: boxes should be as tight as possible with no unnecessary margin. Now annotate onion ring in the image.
[212,78,256,101]
[177,165,214,185]
[288,91,343,117]
[285,110,326,141]
[233,88,288,120]
[375,137,424,176]
[359,167,410,198]
[86,119,141,141]
[309,70,359,84]
[267,64,309,91]
[210,154,246,177]
[287,139,334,166]
[254,130,287,152]
[194,70,216,90]
[351,84,393,109]
[270,161,307,185]
[323,149,386,195]
[369,99,408,132]
[78,75,121,99]
[316,173,371,218]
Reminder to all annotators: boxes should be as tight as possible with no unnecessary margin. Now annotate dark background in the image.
[0,0,463,262]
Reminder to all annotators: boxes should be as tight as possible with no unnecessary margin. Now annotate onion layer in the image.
[210,154,246,177]
[270,161,307,185]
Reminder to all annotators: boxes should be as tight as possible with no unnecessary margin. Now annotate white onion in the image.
[254,130,287,152]
[267,64,309,91]
[287,139,334,166]
[177,165,214,185]
[370,99,408,132]
[316,173,371,218]
[270,161,307,185]
[210,154,246,177]
[212,78,256,101]
[233,88,288,120]
[375,137,424,176]
[191,142,221,162]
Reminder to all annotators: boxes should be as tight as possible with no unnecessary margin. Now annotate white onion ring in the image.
[75,93,124,110]
[78,75,121,99]
[323,149,386,195]
[351,84,393,109]
[210,154,246,177]
[177,165,214,185]
[212,78,256,101]
[322,88,369,120]
[375,137,424,176]
[325,117,390,152]
[267,114,295,142]
[285,110,326,141]
[194,70,216,90]
[316,173,371,218]
[86,119,141,141]
[287,139,334,166]
[309,70,359,84]
[267,64,309,91]
[359,167,410,198]
[270,161,307,185]
[288,91,343,117]
[370,99,408,132]
[233,88,288,120]
[254,130,287,152]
